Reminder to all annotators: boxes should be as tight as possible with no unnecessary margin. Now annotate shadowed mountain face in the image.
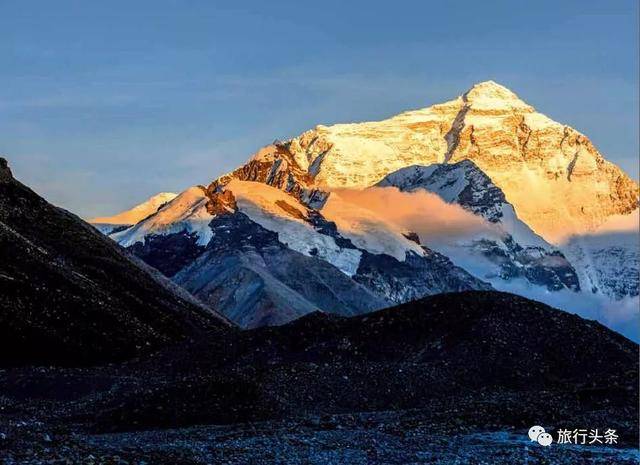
[0,158,230,367]
[168,207,489,328]
[18,291,629,436]
[0,288,637,462]
[172,211,392,328]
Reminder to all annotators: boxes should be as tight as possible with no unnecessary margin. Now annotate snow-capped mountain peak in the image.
[283,81,637,242]
[89,192,178,233]
[462,80,533,110]
[91,81,637,336]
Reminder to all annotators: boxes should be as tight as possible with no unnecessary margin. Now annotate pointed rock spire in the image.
[0,157,13,183]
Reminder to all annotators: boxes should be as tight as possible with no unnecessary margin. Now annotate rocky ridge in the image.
[0,158,229,366]
[0,292,637,463]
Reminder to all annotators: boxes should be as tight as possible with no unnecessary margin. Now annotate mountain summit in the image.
[462,80,532,109]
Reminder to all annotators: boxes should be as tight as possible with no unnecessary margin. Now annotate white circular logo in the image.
[528,425,545,442]
[528,426,553,446]
[537,432,553,447]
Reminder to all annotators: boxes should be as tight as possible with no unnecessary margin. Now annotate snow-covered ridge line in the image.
[106,177,426,277]
[112,187,213,247]
[225,179,363,276]
[90,192,178,226]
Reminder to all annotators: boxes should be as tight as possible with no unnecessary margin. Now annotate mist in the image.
[331,186,497,243]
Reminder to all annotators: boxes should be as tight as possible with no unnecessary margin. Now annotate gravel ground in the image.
[1,413,637,465]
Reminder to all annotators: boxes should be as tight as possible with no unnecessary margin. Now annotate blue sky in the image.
[1,0,637,217]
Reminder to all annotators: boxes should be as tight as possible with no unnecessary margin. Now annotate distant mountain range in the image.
[90,81,639,338]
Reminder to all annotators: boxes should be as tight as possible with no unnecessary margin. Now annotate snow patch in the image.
[225,180,362,276]
[112,187,213,247]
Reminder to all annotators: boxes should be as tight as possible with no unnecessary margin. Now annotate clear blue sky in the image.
[1,0,637,217]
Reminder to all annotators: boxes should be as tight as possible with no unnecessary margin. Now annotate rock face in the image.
[0,157,12,182]
[286,81,638,242]
[0,158,229,367]
[377,160,509,222]
[208,143,329,208]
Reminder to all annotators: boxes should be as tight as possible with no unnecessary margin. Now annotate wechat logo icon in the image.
[528,425,553,447]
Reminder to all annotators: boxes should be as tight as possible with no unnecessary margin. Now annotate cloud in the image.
[330,186,496,242]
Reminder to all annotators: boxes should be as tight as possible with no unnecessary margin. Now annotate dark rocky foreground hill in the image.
[0,158,229,367]
[0,291,637,463]
[91,291,638,432]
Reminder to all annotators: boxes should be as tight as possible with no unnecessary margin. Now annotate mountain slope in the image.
[120,179,488,327]
[172,210,391,328]
[83,291,637,436]
[0,291,636,463]
[89,192,177,234]
[112,186,213,248]
[0,158,229,367]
